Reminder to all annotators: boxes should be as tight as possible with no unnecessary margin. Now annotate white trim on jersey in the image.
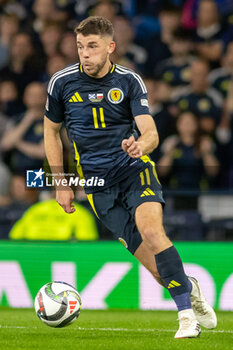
[208,67,228,84]
[170,86,191,101]
[48,63,79,92]
[206,87,223,107]
[115,65,147,94]
[48,67,79,95]
[48,63,79,95]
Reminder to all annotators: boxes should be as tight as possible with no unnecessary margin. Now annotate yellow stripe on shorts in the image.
[87,194,99,219]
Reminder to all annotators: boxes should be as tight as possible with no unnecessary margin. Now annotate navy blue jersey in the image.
[211,74,230,99]
[45,63,151,193]
[156,58,193,87]
[10,113,44,174]
[208,67,231,99]
[171,142,204,190]
[172,86,223,123]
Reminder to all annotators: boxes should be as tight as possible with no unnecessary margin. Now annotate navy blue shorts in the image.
[87,162,165,254]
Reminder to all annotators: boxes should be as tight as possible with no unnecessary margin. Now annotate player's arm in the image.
[44,116,75,214]
[122,114,159,158]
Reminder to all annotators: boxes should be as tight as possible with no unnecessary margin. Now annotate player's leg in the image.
[123,164,200,337]
[88,189,165,288]
[126,161,216,334]
[134,237,217,330]
[133,240,164,286]
[88,181,216,336]
[135,202,193,308]
[135,201,200,338]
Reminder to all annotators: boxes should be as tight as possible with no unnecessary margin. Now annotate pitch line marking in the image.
[76,327,233,334]
[0,325,232,334]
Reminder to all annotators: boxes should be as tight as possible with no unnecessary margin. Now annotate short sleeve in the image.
[129,73,150,117]
[44,75,64,123]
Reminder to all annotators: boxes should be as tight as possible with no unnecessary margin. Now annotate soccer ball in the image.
[34,281,81,328]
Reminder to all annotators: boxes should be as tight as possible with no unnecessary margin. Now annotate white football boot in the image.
[175,309,201,339]
[189,276,217,329]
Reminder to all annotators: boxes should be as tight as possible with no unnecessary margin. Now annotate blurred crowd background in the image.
[0,0,233,242]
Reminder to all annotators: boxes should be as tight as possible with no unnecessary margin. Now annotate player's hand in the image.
[56,187,76,214]
[121,135,143,158]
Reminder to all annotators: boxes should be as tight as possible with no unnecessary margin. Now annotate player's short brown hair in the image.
[74,16,114,38]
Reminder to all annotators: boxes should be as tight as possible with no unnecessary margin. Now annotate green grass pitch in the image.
[0,308,232,350]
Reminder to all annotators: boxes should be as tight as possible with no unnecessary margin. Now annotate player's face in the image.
[76,34,115,78]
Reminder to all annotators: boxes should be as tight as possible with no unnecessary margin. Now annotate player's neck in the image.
[85,61,113,79]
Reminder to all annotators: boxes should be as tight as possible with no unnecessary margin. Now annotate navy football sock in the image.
[173,293,192,311]
[155,246,192,311]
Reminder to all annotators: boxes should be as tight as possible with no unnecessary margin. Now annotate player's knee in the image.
[141,226,165,244]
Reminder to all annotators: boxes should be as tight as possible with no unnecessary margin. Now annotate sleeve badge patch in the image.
[140,99,149,107]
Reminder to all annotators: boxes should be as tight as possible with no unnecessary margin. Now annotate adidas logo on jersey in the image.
[140,188,156,197]
[69,92,83,102]
[168,280,181,289]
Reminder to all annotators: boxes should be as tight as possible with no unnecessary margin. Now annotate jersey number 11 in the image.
[92,107,106,129]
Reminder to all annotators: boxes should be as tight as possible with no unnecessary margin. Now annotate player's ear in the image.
[108,41,116,54]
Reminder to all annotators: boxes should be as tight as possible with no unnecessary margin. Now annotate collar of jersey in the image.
[79,63,115,82]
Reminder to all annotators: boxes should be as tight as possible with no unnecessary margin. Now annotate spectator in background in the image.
[181,0,199,29]
[0,162,11,207]
[9,198,99,241]
[0,13,19,69]
[224,80,233,188]
[194,0,226,66]
[0,114,12,153]
[0,83,23,168]
[39,20,63,59]
[110,16,147,73]
[37,58,67,88]
[90,0,118,23]
[44,54,67,80]
[1,82,46,174]
[59,32,78,65]
[182,0,233,29]
[11,174,39,205]
[215,79,233,188]
[0,32,45,99]
[171,59,223,134]
[155,28,194,87]
[0,0,27,19]
[143,78,175,154]
[158,111,219,208]
[222,21,233,49]
[31,0,68,34]
[0,167,38,239]
[209,40,233,99]
[73,0,124,22]
[144,3,182,77]
[0,80,24,118]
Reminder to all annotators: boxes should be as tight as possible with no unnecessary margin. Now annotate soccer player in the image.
[44,16,217,338]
